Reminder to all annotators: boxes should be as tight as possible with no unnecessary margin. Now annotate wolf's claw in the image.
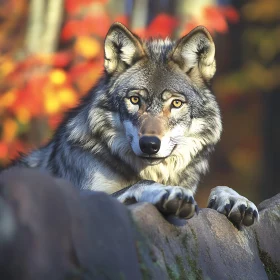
[156,187,196,219]
[207,186,259,227]
[118,183,196,219]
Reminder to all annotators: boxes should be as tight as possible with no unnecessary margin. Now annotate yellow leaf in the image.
[0,89,16,108]
[58,88,78,107]
[74,36,101,59]
[44,96,61,114]
[2,118,17,142]
[49,69,67,85]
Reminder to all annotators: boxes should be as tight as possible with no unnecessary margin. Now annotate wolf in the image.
[15,23,258,226]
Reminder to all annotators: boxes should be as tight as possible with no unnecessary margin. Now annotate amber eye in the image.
[172,99,183,108]
[130,96,140,105]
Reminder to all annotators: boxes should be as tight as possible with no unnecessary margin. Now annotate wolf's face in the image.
[118,67,195,164]
[122,91,190,164]
[100,23,221,167]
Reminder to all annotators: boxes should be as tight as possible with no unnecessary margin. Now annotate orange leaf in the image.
[15,107,31,124]
[57,87,78,107]
[0,89,17,109]
[2,118,17,143]
[0,58,15,77]
[74,36,101,59]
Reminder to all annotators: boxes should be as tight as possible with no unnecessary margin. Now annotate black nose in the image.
[139,136,161,155]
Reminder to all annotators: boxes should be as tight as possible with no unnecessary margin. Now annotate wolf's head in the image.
[98,23,221,168]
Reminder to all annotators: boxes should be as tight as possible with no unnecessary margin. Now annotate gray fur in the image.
[13,23,258,223]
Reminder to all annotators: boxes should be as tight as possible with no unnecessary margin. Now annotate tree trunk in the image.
[25,0,64,54]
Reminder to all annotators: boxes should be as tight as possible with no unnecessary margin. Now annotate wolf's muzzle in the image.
[139,136,161,155]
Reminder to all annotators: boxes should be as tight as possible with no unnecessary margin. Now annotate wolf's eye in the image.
[172,99,183,108]
[130,96,140,105]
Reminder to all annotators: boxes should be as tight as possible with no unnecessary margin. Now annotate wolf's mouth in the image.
[139,157,166,165]
[138,145,177,165]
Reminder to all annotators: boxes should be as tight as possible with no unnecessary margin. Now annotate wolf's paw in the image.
[153,186,197,219]
[207,186,259,227]
[118,183,197,219]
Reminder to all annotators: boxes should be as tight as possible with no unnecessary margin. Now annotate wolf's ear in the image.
[171,26,216,84]
[104,22,145,75]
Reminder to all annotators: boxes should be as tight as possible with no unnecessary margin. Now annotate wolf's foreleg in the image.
[207,186,259,226]
[113,180,197,219]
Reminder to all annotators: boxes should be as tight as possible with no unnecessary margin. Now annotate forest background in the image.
[0,0,279,206]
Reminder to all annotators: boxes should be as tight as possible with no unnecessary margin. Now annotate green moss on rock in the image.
[255,232,280,280]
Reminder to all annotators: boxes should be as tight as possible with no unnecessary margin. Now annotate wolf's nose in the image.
[139,136,161,155]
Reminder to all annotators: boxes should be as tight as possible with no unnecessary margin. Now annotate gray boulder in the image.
[0,167,279,280]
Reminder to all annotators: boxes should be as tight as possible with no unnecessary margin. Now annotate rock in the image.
[253,194,280,279]
[130,203,268,280]
[0,168,142,280]
[0,167,279,280]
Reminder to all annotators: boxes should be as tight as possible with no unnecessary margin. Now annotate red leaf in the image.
[62,14,111,40]
[114,15,129,26]
[61,20,81,40]
[52,52,72,67]
[48,114,63,130]
[12,77,47,116]
[0,142,8,159]
[146,14,178,38]
[65,0,93,14]
[69,62,94,80]
[65,0,80,14]
[203,6,228,33]
[220,6,239,23]
[9,140,25,161]
[84,14,111,37]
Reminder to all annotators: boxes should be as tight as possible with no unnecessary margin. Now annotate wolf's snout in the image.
[139,136,161,155]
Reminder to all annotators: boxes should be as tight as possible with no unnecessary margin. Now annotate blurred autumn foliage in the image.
[0,0,238,164]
